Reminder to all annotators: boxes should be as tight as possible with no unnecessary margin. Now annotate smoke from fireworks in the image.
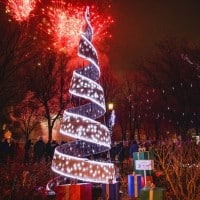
[5,0,37,22]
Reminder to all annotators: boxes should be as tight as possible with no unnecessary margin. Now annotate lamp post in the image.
[107,103,115,161]
[108,103,115,137]
[108,103,114,111]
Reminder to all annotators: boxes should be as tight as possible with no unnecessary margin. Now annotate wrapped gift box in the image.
[128,174,142,198]
[141,176,153,187]
[140,187,165,200]
[54,183,92,200]
[102,181,120,200]
[133,151,154,175]
[133,151,154,160]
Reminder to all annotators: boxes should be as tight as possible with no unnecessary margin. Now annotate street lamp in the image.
[107,102,116,161]
[108,103,114,111]
[107,103,115,134]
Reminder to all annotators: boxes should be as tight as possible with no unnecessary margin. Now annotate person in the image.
[24,139,32,164]
[110,143,117,161]
[33,137,45,163]
[45,140,52,163]
[118,142,125,171]
[2,139,9,163]
[129,140,139,167]
[9,139,16,162]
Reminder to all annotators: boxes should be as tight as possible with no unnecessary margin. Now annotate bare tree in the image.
[154,141,200,199]
[115,83,129,141]
[0,8,39,130]
[115,72,149,140]
[100,66,119,133]
[136,38,200,139]
[28,51,71,141]
[13,91,42,141]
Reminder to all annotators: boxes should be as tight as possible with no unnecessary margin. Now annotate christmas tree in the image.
[51,6,115,184]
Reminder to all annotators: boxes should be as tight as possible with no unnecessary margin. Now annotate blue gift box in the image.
[128,174,142,198]
[102,182,120,200]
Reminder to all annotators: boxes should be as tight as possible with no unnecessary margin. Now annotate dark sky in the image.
[108,0,200,72]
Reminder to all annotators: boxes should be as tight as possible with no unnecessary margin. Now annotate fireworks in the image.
[40,1,114,53]
[4,0,114,54]
[6,0,37,22]
[41,2,85,53]
[89,6,114,41]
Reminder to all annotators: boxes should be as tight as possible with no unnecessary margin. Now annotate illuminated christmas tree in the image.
[51,7,115,184]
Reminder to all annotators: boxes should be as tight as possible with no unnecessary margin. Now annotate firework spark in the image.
[90,6,114,42]
[40,1,114,54]
[6,0,37,22]
[41,2,85,54]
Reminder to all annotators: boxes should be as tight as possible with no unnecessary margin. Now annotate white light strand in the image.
[51,6,115,186]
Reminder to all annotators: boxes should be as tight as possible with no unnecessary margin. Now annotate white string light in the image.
[51,6,115,185]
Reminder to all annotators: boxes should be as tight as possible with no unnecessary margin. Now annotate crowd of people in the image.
[23,137,60,164]
[0,134,196,167]
[0,135,153,167]
[0,138,20,164]
[108,140,154,168]
[0,136,61,165]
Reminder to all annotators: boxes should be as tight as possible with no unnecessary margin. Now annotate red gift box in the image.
[141,176,153,187]
[54,183,92,200]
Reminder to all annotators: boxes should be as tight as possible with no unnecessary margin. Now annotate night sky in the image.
[108,0,200,72]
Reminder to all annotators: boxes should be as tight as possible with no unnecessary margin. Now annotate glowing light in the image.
[52,149,115,184]
[69,71,105,109]
[51,6,115,185]
[40,1,114,53]
[6,0,37,22]
[108,103,114,110]
[60,111,111,147]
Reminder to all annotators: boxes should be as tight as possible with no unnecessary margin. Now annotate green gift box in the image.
[133,151,154,160]
[140,187,165,200]
[133,151,154,175]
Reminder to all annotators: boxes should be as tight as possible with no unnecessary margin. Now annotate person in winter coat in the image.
[129,140,139,167]
[33,137,45,163]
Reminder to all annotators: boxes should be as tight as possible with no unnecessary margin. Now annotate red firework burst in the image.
[40,1,114,54]
[41,2,85,54]
[90,5,114,41]
[5,0,37,22]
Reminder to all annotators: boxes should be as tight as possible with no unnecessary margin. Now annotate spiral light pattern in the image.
[51,7,115,184]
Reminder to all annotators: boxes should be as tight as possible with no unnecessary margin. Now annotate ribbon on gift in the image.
[134,175,138,197]
[136,152,139,160]
[149,189,153,200]
[136,151,148,160]
[106,184,110,200]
